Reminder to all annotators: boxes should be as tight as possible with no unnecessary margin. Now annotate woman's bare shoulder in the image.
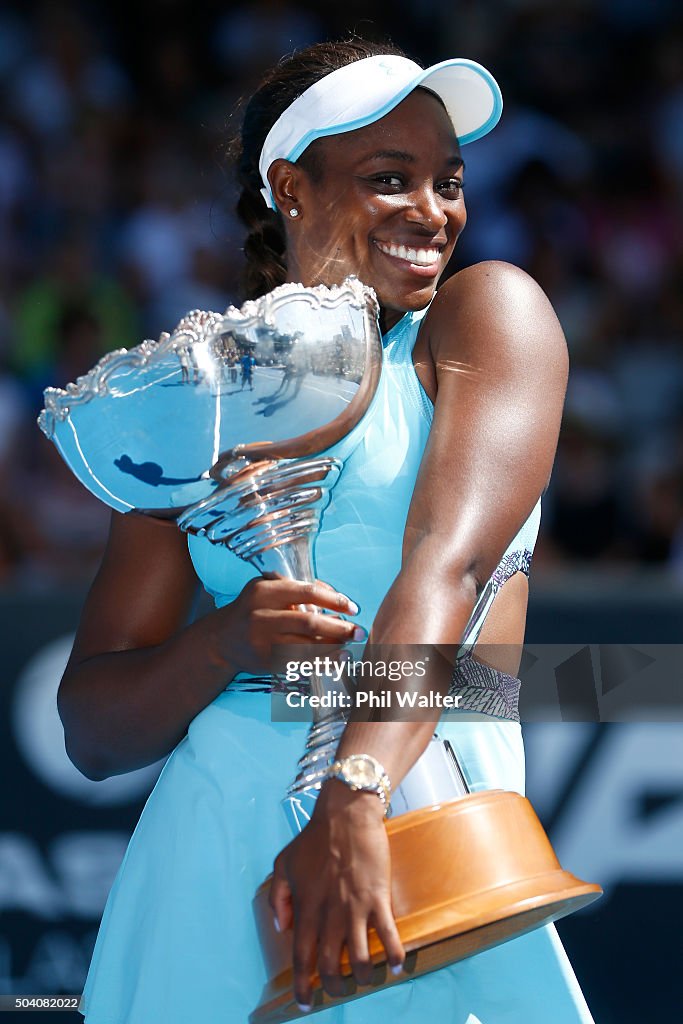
[69,510,200,663]
[424,260,568,374]
[431,259,555,309]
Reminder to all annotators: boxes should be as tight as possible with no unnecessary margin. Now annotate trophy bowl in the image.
[39,277,382,563]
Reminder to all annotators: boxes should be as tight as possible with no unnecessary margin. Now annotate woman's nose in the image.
[405,184,448,230]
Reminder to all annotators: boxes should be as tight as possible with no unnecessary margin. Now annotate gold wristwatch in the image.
[327,754,392,816]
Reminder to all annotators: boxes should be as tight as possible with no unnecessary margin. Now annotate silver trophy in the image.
[38,280,388,802]
[38,274,467,836]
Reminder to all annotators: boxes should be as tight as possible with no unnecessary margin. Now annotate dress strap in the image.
[460,546,532,652]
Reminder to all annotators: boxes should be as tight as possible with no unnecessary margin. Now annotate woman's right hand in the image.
[214,576,363,677]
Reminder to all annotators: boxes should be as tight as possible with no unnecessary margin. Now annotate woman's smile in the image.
[373,239,444,276]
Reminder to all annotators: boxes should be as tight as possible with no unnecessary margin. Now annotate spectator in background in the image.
[0,110,33,285]
[150,244,240,334]
[452,102,591,267]
[117,151,233,335]
[7,2,129,144]
[609,296,683,476]
[543,417,626,563]
[0,314,30,582]
[12,229,138,403]
[213,0,324,83]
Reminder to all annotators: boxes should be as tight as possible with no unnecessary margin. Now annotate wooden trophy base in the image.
[250,790,601,1023]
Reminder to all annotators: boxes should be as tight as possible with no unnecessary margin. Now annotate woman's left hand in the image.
[269,779,405,1010]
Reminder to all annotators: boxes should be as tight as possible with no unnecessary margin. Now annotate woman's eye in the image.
[372,174,404,189]
[439,178,465,198]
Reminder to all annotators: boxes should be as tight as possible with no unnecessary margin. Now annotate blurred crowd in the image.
[1,0,682,588]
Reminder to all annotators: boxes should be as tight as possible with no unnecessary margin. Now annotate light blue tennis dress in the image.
[79,307,595,1023]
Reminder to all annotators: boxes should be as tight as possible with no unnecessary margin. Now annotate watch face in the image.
[345,756,376,788]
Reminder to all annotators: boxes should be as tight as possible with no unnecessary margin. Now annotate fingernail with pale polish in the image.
[352,626,366,642]
[297,1002,312,1013]
[346,599,359,615]
[273,916,280,933]
[391,963,403,976]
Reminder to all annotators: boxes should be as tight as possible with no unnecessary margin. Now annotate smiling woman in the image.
[61,36,594,1024]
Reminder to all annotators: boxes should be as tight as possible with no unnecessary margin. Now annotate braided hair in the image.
[230,38,407,299]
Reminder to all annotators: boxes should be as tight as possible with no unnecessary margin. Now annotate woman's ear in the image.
[268,160,304,219]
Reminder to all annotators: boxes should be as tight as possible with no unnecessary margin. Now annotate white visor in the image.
[259,53,503,209]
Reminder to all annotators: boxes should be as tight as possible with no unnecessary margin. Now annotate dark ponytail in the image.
[229,37,407,299]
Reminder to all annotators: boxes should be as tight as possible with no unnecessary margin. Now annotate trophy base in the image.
[251,889,598,1023]
[250,790,602,1023]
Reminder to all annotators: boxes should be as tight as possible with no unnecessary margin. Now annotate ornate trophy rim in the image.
[37,276,379,439]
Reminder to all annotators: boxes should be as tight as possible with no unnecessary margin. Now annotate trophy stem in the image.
[282,709,348,833]
[248,533,316,585]
[178,452,350,727]
[178,456,342,566]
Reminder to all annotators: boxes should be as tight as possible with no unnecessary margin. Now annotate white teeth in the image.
[414,248,439,265]
[377,241,439,265]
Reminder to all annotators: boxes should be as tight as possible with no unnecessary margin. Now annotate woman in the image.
[63,38,594,1023]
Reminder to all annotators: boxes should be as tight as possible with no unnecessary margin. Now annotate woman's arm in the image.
[271,260,569,1006]
[59,511,361,780]
[333,259,569,780]
[59,510,220,780]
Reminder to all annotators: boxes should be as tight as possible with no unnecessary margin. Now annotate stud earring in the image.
[289,208,299,218]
